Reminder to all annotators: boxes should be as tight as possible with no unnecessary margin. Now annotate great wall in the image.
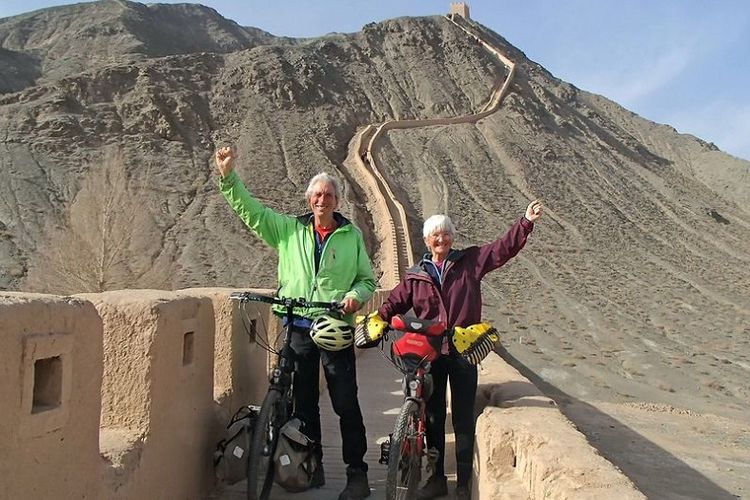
[0,5,645,499]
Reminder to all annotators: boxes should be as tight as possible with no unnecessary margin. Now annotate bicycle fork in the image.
[379,372,441,468]
[379,396,429,465]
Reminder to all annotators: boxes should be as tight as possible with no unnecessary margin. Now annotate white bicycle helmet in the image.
[309,314,354,351]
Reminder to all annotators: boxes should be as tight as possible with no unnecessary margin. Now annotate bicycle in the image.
[375,314,447,500]
[230,291,343,500]
[353,312,499,500]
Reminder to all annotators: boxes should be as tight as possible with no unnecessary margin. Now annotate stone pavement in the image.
[217,348,460,500]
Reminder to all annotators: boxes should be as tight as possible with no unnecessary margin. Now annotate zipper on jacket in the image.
[411,271,448,326]
[310,224,344,296]
[424,260,445,286]
[306,224,316,299]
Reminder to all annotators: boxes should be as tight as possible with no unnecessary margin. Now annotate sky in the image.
[2,1,749,161]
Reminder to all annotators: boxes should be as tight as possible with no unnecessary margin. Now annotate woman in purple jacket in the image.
[377,200,543,500]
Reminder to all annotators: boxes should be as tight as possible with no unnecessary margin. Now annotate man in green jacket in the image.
[215,146,375,500]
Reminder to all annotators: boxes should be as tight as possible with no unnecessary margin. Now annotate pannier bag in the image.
[273,418,318,492]
[213,404,260,485]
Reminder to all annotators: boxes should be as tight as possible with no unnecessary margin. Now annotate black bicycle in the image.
[230,292,343,500]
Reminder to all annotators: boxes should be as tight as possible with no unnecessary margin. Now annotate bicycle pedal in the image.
[379,435,391,464]
[425,446,440,473]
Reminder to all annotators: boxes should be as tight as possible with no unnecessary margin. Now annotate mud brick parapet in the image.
[80,290,217,499]
[0,292,104,499]
[181,287,272,413]
[473,354,645,499]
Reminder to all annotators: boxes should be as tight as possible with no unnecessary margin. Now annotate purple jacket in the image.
[378,217,533,328]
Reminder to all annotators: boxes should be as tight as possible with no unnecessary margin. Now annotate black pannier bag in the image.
[273,418,318,492]
[213,405,260,485]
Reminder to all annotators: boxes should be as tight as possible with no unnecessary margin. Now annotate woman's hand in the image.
[525,199,543,222]
[215,146,234,178]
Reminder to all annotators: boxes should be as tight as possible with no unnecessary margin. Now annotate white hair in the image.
[422,214,456,238]
[305,172,341,200]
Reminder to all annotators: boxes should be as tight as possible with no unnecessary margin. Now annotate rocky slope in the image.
[1,1,748,497]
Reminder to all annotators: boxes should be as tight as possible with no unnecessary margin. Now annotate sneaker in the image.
[416,474,448,499]
[455,485,470,499]
[338,467,371,500]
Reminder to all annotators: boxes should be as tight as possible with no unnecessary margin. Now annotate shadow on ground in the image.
[498,349,740,500]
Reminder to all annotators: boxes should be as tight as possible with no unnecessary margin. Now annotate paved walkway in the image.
[217,348,460,500]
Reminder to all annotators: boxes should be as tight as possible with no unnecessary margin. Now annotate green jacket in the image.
[220,170,376,322]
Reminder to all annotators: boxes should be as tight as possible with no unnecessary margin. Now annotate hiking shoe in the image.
[455,485,470,500]
[416,474,448,499]
[338,467,371,500]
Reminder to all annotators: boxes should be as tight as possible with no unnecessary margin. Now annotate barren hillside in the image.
[1,2,748,498]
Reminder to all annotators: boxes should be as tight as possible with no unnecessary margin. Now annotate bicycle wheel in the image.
[386,399,422,500]
[247,388,286,500]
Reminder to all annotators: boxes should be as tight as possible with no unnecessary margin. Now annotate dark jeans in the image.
[290,325,368,471]
[425,352,478,487]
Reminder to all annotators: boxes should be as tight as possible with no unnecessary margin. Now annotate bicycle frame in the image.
[381,316,446,500]
[265,309,295,393]
[399,363,430,458]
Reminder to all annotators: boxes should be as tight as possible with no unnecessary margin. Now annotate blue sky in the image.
[2,1,749,161]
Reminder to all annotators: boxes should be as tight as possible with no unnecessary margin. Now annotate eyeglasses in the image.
[427,231,453,241]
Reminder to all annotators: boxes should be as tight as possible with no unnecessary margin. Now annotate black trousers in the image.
[290,326,368,471]
[425,352,478,487]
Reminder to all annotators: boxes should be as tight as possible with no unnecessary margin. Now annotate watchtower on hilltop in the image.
[450,2,470,19]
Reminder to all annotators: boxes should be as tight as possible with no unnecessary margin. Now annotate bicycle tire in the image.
[386,399,422,500]
[246,388,285,500]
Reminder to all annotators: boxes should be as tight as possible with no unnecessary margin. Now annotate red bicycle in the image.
[377,315,446,500]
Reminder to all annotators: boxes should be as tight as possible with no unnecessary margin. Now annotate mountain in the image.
[1,1,749,497]
[0,0,293,93]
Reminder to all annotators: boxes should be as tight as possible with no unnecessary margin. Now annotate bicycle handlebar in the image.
[229,291,343,312]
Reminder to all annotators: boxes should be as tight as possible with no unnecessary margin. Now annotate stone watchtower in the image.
[450,2,470,20]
